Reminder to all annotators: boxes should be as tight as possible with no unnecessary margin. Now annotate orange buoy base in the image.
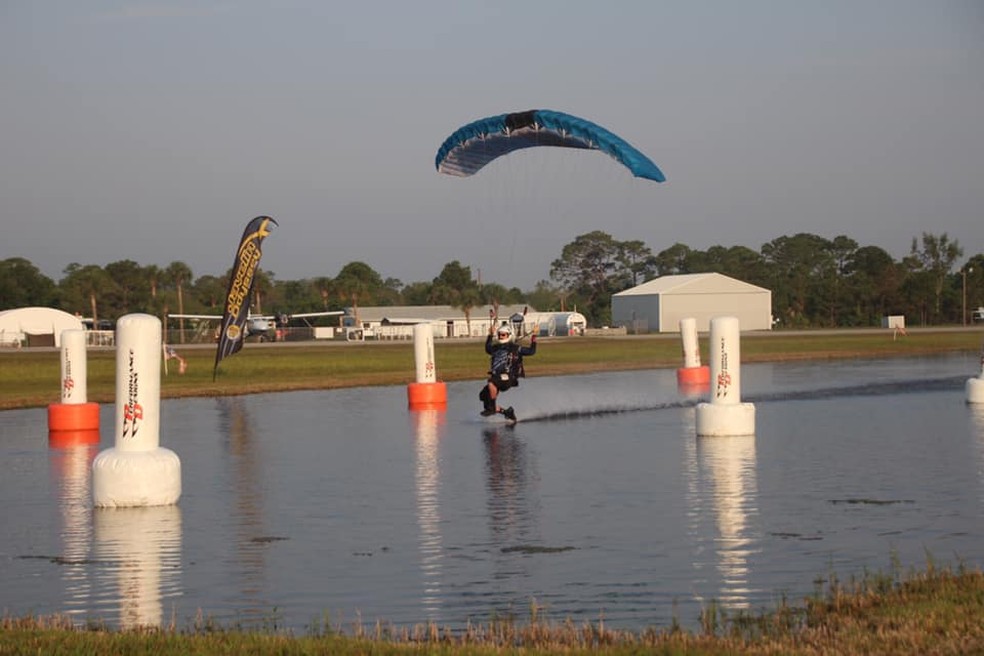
[48,402,100,432]
[677,365,710,386]
[48,428,100,448]
[407,382,447,409]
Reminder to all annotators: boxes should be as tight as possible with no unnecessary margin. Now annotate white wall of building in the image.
[612,273,772,333]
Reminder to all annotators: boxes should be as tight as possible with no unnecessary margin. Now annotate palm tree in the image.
[61,263,113,325]
[432,261,483,337]
[250,268,274,315]
[453,285,484,337]
[143,264,165,319]
[164,261,193,342]
[144,264,162,300]
[312,276,334,310]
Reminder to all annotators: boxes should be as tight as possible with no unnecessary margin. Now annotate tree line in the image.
[1,231,981,329]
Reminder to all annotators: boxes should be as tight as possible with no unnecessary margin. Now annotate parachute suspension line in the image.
[434,109,665,290]
[507,217,519,276]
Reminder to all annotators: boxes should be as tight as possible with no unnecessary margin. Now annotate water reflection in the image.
[49,443,98,620]
[216,398,271,619]
[678,381,710,401]
[411,409,446,620]
[970,404,984,506]
[686,416,760,609]
[483,425,540,587]
[92,506,182,628]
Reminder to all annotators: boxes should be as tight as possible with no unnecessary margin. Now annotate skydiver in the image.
[479,323,536,422]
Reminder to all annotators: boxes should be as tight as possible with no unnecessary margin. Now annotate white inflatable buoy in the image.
[967,350,984,404]
[677,317,710,393]
[695,316,756,436]
[407,323,447,409]
[48,328,100,447]
[92,313,181,507]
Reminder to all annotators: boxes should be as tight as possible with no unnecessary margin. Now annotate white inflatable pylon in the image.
[677,317,710,392]
[407,323,447,409]
[695,316,756,436]
[92,313,181,507]
[967,349,984,404]
[48,328,100,446]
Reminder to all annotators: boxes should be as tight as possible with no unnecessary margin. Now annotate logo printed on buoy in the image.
[122,348,143,438]
[715,372,731,398]
[62,351,74,399]
[715,336,731,399]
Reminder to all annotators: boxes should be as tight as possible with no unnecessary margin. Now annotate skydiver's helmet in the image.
[496,325,513,344]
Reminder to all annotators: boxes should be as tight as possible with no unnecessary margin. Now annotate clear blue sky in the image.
[2,1,982,290]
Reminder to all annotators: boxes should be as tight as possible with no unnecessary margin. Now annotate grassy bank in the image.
[2,563,982,655]
[1,328,981,410]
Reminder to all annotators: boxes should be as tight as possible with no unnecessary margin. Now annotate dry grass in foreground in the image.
[1,563,982,655]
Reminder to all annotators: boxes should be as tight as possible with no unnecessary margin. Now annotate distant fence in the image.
[164,327,317,345]
[86,330,115,347]
[584,327,628,337]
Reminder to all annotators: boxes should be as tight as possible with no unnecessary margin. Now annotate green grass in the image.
[1,328,980,410]
[1,563,982,655]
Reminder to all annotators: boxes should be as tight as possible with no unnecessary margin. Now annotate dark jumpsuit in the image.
[480,334,536,411]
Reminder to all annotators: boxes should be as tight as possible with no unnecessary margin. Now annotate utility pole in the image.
[963,266,974,326]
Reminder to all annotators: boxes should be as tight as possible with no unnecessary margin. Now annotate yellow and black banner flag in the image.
[213,216,278,379]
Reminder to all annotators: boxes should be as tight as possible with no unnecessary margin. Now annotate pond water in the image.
[1,353,983,633]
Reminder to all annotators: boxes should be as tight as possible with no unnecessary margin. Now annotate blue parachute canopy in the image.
[435,109,665,182]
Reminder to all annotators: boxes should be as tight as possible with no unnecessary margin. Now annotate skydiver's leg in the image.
[488,381,500,407]
[494,378,515,415]
[480,381,497,415]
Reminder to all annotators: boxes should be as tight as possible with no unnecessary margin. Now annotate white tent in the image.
[526,311,587,336]
[0,307,85,347]
[611,273,772,333]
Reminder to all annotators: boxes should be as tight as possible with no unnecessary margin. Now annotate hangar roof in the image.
[613,273,769,296]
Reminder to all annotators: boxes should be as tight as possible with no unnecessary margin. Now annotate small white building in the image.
[611,273,773,333]
[0,307,85,347]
